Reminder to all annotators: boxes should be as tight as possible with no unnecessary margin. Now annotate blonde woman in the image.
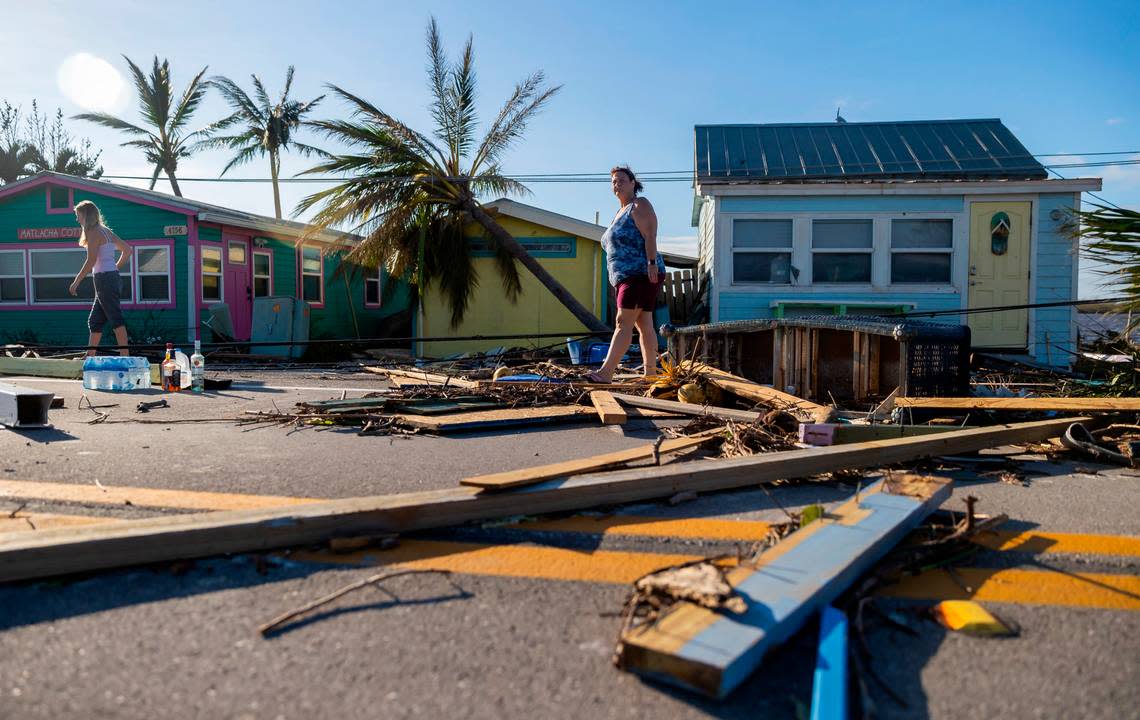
[69,200,131,356]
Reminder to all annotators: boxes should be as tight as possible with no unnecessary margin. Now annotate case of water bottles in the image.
[82,356,152,391]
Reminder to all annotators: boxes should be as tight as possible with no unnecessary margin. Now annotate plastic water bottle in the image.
[83,356,151,391]
[190,340,205,393]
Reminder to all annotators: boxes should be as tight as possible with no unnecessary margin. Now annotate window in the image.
[891,220,953,284]
[253,250,272,298]
[732,219,793,283]
[228,241,247,265]
[364,266,382,307]
[0,250,26,303]
[47,186,73,213]
[29,249,131,303]
[134,246,170,303]
[201,246,223,302]
[811,220,872,284]
[301,246,323,304]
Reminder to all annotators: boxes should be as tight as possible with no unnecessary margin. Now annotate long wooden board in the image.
[682,361,836,423]
[361,366,479,389]
[461,428,725,490]
[393,405,595,432]
[0,417,1080,583]
[895,396,1140,411]
[0,356,83,379]
[610,393,765,423]
[617,475,950,698]
[590,391,627,425]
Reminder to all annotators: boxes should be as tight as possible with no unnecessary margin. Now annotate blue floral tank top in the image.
[600,203,666,285]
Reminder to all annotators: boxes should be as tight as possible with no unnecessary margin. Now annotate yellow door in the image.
[967,201,1031,348]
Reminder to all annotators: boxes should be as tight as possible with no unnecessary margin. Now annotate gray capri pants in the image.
[88,271,125,332]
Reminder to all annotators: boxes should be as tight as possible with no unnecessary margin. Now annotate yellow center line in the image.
[971,529,1140,557]
[293,541,1140,612]
[0,479,318,512]
[881,567,1140,611]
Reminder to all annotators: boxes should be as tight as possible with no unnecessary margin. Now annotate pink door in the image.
[223,233,252,341]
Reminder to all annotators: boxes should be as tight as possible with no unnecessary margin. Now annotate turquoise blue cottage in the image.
[691,119,1101,367]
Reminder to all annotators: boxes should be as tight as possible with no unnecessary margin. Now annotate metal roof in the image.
[694,119,1047,183]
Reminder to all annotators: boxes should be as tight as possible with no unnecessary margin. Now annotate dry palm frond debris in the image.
[664,413,799,458]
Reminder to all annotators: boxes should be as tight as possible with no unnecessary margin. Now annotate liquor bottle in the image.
[190,340,205,393]
[161,343,180,392]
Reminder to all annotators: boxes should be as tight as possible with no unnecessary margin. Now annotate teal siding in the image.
[718,291,961,325]
[306,250,410,340]
[720,195,963,213]
[1032,193,1078,365]
[0,183,191,347]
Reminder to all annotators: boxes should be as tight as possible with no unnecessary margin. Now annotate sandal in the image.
[584,371,610,384]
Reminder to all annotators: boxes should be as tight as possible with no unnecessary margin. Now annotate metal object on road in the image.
[136,399,170,413]
[0,381,54,429]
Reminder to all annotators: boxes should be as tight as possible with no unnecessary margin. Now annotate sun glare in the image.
[57,53,128,113]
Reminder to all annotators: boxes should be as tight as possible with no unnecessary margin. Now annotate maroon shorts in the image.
[615,275,662,310]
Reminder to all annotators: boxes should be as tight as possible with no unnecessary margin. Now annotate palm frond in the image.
[470,73,560,175]
[72,112,150,137]
[169,65,209,134]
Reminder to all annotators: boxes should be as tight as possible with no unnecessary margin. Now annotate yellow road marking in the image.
[509,515,774,541]
[292,540,705,584]
[0,479,317,512]
[972,530,1140,558]
[882,567,1140,611]
[295,541,1140,612]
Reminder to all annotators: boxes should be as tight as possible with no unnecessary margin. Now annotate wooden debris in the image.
[895,396,1140,411]
[0,416,1080,583]
[615,476,951,698]
[394,405,596,433]
[0,356,83,379]
[799,423,968,446]
[461,428,725,490]
[682,361,837,424]
[361,366,480,389]
[610,392,766,423]
[590,391,627,425]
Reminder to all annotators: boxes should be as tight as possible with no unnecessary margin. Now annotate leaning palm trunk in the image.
[463,198,610,333]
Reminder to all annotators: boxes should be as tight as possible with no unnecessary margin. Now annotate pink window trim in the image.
[45,186,75,215]
[199,242,225,305]
[363,267,383,308]
[298,243,325,308]
[252,249,274,298]
[3,239,177,310]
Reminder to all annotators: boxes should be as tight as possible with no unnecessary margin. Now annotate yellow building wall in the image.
[420,215,603,357]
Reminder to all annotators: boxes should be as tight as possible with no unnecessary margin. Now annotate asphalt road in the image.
[0,370,1137,719]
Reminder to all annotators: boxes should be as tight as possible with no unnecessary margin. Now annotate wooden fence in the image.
[659,269,699,325]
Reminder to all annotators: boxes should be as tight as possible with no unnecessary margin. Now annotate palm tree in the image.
[1071,204,1140,336]
[0,141,37,184]
[297,18,607,332]
[75,56,209,196]
[200,67,325,218]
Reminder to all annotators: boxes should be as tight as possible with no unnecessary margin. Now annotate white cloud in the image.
[1106,117,1125,126]
[657,234,697,258]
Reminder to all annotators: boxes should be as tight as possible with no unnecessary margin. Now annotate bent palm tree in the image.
[1071,204,1140,336]
[297,19,607,332]
[75,56,209,196]
[201,67,325,218]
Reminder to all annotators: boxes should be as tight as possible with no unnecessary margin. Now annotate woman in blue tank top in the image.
[586,166,666,382]
[69,200,132,356]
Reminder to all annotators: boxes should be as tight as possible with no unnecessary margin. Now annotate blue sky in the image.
[3,0,1138,296]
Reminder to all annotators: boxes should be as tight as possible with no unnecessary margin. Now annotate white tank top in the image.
[91,228,118,273]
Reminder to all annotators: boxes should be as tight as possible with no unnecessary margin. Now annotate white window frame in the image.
[133,244,172,304]
[200,244,224,303]
[889,218,955,285]
[0,249,27,305]
[252,249,273,298]
[28,247,100,305]
[364,266,382,308]
[810,219,874,285]
[300,245,324,306]
[729,218,794,285]
[720,211,963,294]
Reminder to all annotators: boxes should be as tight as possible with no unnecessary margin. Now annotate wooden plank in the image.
[461,429,724,490]
[590,391,627,425]
[870,387,899,421]
[682,361,836,424]
[0,417,1079,583]
[610,392,765,423]
[868,335,881,396]
[798,423,967,446]
[361,366,479,389]
[0,356,83,379]
[617,475,950,698]
[894,397,1140,411]
[393,405,595,433]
